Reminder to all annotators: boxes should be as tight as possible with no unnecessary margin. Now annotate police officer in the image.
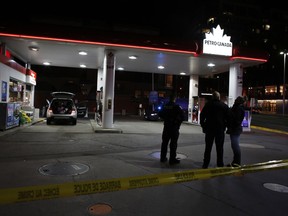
[158,93,185,165]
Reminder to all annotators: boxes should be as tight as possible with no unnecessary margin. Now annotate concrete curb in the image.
[89,119,123,133]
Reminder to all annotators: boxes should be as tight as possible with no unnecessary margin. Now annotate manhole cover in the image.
[240,143,265,149]
[263,183,288,193]
[150,151,187,160]
[39,162,90,176]
[88,203,112,215]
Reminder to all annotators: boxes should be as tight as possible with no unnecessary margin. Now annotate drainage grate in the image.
[263,183,288,193]
[149,151,187,160]
[240,143,265,148]
[39,162,90,176]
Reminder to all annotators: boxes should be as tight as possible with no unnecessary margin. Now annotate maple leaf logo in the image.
[205,25,231,42]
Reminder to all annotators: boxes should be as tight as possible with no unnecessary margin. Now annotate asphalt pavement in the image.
[0,113,287,216]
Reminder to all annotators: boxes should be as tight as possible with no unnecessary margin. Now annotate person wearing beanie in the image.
[226,96,246,167]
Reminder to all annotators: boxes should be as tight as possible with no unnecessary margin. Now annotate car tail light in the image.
[72,107,77,115]
[47,108,53,114]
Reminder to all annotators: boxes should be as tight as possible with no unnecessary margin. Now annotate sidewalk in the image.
[250,113,288,134]
[90,113,288,135]
[1,113,287,137]
[0,117,45,137]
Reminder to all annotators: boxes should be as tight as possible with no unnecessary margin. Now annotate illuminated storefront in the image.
[0,54,36,106]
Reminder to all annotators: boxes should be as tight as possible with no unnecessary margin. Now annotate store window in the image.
[24,85,32,105]
[165,75,173,88]
[9,79,24,102]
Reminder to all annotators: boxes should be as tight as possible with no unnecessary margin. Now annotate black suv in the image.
[46,92,77,125]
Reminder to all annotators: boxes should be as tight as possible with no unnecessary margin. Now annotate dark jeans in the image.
[203,131,225,167]
[230,134,241,165]
[161,125,179,160]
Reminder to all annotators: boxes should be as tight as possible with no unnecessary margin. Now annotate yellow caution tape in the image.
[251,125,288,135]
[1,159,288,204]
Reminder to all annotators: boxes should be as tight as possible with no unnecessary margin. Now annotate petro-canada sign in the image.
[203,25,232,56]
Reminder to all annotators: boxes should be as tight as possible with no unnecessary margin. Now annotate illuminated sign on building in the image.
[203,25,232,56]
[26,69,37,85]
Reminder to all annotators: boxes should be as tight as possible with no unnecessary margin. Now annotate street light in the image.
[280,50,287,116]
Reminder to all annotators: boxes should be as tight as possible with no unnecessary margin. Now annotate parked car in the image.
[46,92,77,125]
[143,105,161,121]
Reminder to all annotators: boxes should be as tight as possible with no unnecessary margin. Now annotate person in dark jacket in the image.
[200,91,229,168]
[226,96,246,167]
[158,94,185,165]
